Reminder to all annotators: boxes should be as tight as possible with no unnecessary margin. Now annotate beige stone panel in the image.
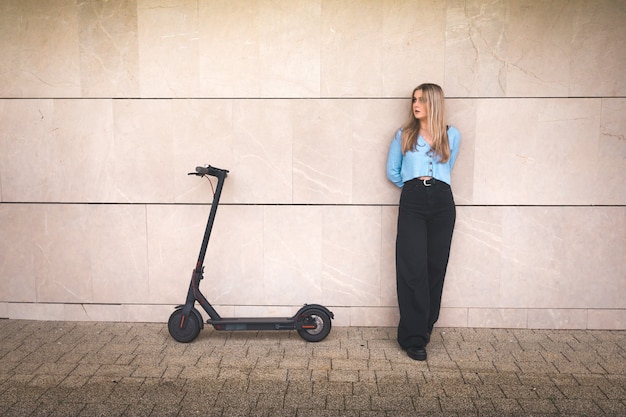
[444,206,503,308]
[8,303,65,321]
[445,0,507,97]
[505,0,574,97]
[570,0,626,96]
[467,308,528,328]
[597,98,626,205]
[49,100,116,202]
[35,205,92,303]
[348,307,398,327]
[587,310,626,330]
[380,206,398,307]
[499,207,562,309]
[321,206,381,306]
[498,207,625,311]
[0,0,80,97]
[447,99,477,205]
[64,303,92,321]
[257,0,321,97]
[292,100,353,204]
[0,205,41,302]
[328,306,350,327]
[232,100,293,203]
[121,304,175,323]
[205,205,265,305]
[172,100,234,204]
[147,204,264,305]
[353,99,405,205]
[263,206,322,305]
[64,303,122,322]
[212,305,235,318]
[0,99,54,202]
[198,0,261,97]
[474,98,601,205]
[28,204,148,304]
[0,302,7,318]
[381,0,446,97]
[527,309,588,330]
[112,99,176,202]
[137,0,199,97]
[555,207,625,310]
[147,204,204,304]
[77,0,140,97]
[321,0,384,97]
[89,205,149,304]
[436,307,468,328]
[0,99,116,203]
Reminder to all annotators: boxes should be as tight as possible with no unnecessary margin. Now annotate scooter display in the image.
[168,165,333,343]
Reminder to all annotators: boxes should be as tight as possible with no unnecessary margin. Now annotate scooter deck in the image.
[207,317,298,331]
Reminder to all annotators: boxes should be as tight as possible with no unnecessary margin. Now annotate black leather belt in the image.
[410,177,436,186]
[406,177,443,188]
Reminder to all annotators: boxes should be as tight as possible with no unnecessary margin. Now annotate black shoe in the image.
[406,346,427,361]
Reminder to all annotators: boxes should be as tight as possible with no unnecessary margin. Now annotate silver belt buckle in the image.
[422,178,432,187]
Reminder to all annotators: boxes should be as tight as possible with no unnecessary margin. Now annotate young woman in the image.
[386,83,461,361]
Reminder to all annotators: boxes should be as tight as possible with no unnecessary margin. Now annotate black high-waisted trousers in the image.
[396,178,456,349]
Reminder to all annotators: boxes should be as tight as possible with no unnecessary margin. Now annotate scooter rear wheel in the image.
[297,308,332,342]
[168,308,201,343]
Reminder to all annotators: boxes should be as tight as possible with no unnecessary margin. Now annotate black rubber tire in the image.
[168,308,201,343]
[297,308,332,342]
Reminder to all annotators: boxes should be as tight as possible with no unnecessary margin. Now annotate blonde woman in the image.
[386,83,461,361]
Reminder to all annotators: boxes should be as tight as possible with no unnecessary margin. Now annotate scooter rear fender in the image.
[292,304,334,320]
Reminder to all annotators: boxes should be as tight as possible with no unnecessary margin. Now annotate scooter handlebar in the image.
[189,165,229,177]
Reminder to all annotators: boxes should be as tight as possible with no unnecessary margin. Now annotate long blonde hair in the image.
[401,83,450,162]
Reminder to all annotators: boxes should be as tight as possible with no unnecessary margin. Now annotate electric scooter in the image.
[168,165,334,343]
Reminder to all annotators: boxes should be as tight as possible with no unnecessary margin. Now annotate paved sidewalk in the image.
[0,319,624,416]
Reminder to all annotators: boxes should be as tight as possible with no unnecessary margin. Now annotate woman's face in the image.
[412,89,428,121]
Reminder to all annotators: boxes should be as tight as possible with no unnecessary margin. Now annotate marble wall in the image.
[1,0,624,330]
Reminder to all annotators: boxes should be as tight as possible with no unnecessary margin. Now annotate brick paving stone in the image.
[328,369,359,382]
[474,383,506,398]
[599,382,625,400]
[411,396,441,413]
[371,394,415,412]
[595,398,626,416]
[352,381,378,396]
[249,368,288,381]
[490,397,525,414]
[357,369,377,383]
[439,396,478,414]
[516,360,560,374]
[1,321,624,416]
[33,401,87,417]
[377,381,418,397]
[417,382,446,398]
[552,398,606,415]
[314,347,349,359]
[441,382,479,398]
[559,384,609,399]
[333,358,368,370]
[375,369,408,384]
[491,359,521,373]
[313,381,353,396]
[520,397,561,414]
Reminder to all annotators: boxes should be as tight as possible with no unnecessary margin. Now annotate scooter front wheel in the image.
[297,308,332,342]
[168,308,201,343]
